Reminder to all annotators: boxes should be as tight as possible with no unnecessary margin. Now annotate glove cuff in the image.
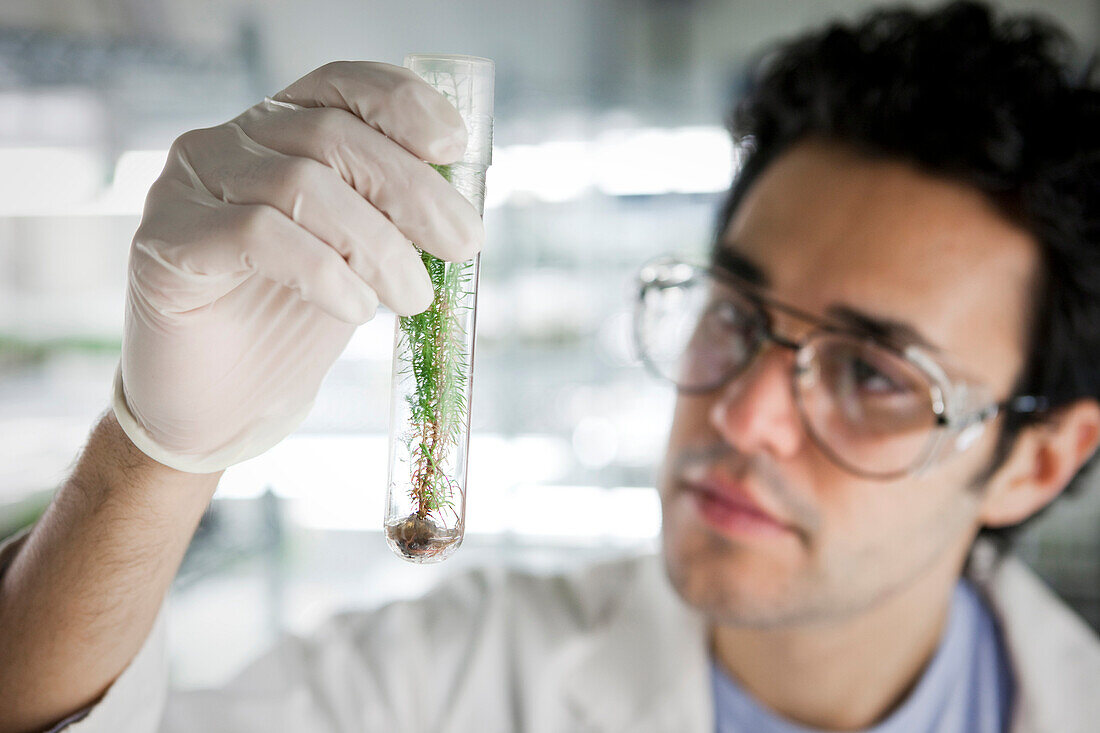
[110,364,232,474]
[111,363,317,474]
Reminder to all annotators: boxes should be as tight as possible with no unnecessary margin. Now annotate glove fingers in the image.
[235,101,483,265]
[211,203,381,324]
[184,128,435,316]
[136,175,376,324]
[271,61,467,165]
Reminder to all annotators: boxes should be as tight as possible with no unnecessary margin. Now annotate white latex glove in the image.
[112,61,483,473]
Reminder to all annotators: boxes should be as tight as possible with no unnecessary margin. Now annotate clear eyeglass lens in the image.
[797,334,938,475]
[639,276,763,391]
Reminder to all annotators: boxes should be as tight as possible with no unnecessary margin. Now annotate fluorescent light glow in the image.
[503,483,661,541]
[0,125,736,217]
[0,147,102,216]
[572,415,618,468]
[487,125,736,206]
[218,432,660,542]
[103,149,169,210]
[595,127,736,196]
[0,147,167,217]
[488,140,593,205]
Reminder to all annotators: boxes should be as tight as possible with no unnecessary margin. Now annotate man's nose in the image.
[708,343,805,459]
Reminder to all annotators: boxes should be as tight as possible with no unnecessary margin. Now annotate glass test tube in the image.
[384,54,494,563]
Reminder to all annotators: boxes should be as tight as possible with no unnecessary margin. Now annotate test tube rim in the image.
[404,53,495,67]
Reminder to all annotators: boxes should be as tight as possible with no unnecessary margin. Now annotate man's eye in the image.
[709,301,755,332]
[714,301,740,324]
[850,357,906,394]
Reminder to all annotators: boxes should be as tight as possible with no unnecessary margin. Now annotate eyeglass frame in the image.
[632,255,1049,480]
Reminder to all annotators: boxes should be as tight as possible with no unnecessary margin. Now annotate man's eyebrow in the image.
[825,305,941,353]
[710,244,770,286]
[711,242,941,352]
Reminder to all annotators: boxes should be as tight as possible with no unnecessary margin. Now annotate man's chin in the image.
[660,522,814,628]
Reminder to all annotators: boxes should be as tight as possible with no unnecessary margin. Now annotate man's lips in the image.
[683,470,797,536]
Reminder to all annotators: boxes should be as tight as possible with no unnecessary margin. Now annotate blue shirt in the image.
[712,580,1015,733]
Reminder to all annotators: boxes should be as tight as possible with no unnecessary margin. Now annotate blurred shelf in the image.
[0,25,254,88]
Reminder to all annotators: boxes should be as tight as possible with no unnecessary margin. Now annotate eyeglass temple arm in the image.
[937,394,1049,430]
[1003,394,1049,415]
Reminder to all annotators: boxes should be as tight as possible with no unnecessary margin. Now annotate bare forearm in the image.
[0,411,220,733]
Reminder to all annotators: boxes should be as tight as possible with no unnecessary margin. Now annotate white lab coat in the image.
[3,535,1098,733]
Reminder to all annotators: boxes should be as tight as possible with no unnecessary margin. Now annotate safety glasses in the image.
[632,256,1047,479]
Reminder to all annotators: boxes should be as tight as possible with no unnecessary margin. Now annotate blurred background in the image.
[1,0,1097,687]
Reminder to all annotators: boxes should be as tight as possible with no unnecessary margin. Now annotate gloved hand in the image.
[112,61,484,473]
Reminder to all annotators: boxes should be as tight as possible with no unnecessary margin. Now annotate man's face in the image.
[658,139,1039,627]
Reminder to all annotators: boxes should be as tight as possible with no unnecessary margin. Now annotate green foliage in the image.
[396,163,474,520]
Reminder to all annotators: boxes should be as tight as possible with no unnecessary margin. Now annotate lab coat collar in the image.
[561,554,714,733]
[966,538,1100,733]
[560,541,1100,733]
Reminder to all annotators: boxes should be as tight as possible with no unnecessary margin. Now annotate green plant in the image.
[395,164,474,525]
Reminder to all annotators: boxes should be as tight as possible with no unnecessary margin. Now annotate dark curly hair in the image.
[713,1,1100,542]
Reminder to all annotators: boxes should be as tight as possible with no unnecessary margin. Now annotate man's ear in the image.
[980,398,1100,528]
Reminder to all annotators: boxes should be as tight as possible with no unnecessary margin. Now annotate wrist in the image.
[74,410,222,512]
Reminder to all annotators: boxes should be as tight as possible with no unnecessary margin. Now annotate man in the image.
[1,1,1098,731]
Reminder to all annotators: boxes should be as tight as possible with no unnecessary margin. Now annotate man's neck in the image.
[710,553,967,731]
